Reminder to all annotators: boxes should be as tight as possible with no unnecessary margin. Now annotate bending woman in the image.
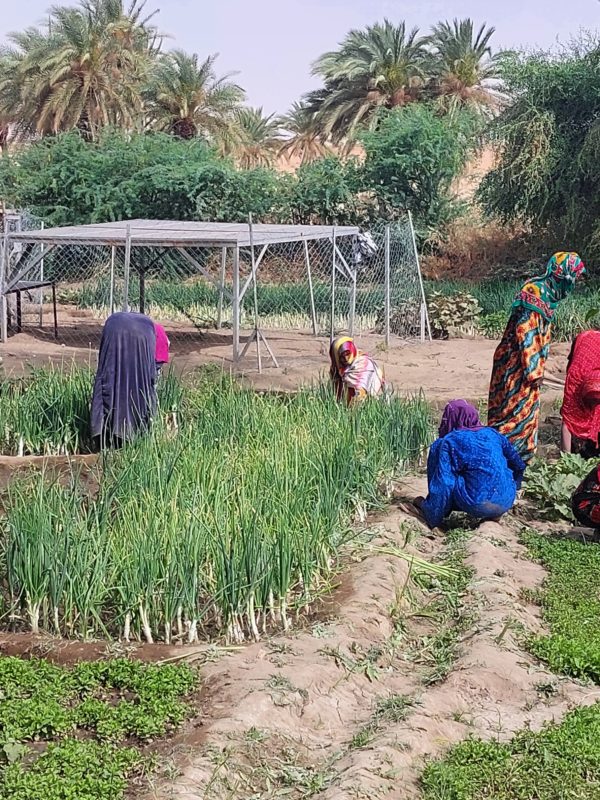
[561,330,600,458]
[488,252,585,462]
[154,322,170,376]
[329,336,384,406]
[91,312,158,448]
[416,400,526,529]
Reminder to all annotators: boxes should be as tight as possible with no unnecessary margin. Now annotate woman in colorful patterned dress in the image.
[488,252,585,463]
[329,336,385,406]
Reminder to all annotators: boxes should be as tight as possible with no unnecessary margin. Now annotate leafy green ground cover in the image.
[421,526,600,799]
[421,702,600,800]
[522,530,600,683]
[0,656,197,800]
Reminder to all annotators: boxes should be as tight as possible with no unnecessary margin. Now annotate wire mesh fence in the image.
[0,213,429,367]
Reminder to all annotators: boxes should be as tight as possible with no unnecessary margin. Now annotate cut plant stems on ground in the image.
[411,528,475,686]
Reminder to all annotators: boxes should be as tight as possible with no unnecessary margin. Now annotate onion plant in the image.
[0,373,434,643]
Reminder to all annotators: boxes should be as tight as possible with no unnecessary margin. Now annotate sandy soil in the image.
[0,308,571,404]
[144,489,599,800]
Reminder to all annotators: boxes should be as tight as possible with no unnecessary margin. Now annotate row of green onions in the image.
[0,365,183,456]
[0,370,433,643]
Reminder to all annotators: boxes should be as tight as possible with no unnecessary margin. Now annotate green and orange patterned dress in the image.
[488,252,585,462]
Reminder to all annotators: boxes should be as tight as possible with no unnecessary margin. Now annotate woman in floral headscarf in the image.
[488,252,585,462]
[329,336,385,406]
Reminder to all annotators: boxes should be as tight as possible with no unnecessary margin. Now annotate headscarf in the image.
[329,335,384,401]
[91,312,157,444]
[562,330,600,444]
[513,251,585,322]
[154,323,170,365]
[438,399,483,438]
[330,336,358,374]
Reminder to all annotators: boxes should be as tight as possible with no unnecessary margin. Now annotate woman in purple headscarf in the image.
[91,312,158,448]
[414,400,526,529]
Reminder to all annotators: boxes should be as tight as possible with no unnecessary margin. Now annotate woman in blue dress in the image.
[415,400,526,529]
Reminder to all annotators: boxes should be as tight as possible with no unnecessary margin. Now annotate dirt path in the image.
[151,484,599,800]
[0,327,571,405]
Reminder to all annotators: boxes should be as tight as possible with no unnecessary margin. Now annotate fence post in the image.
[38,221,45,327]
[330,226,336,340]
[0,230,7,343]
[304,239,318,337]
[384,224,391,347]
[122,224,132,313]
[109,246,115,315]
[232,245,240,362]
[217,247,227,330]
[408,211,432,341]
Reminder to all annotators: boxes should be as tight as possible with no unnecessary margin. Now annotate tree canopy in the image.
[478,39,600,257]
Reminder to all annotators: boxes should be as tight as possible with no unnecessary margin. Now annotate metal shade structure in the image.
[5,219,359,248]
[1,219,370,369]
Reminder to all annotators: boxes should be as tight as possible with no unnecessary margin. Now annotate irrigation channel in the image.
[0,366,432,645]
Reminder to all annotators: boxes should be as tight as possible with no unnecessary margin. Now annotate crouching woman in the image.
[91,312,158,448]
[329,335,385,406]
[415,400,526,529]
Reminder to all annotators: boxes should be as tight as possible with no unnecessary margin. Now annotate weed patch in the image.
[422,702,600,799]
[0,656,197,799]
[350,694,416,749]
[523,530,600,683]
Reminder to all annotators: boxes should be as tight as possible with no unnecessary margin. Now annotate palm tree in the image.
[147,50,245,140]
[279,101,329,165]
[430,19,500,110]
[0,0,158,140]
[309,20,430,144]
[230,107,282,169]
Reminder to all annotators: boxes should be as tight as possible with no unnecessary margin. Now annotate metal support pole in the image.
[138,252,146,316]
[384,225,391,347]
[122,224,131,313]
[0,229,9,343]
[330,227,336,340]
[408,211,432,341]
[109,246,115,315]
[217,247,227,330]
[232,246,240,362]
[349,254,357,337]
[304,239,318,337]
[249,215,262,373]
[38,221,45,327]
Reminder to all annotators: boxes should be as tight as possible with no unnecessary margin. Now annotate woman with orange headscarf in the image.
[329,336,385,406]
[561,330,600,457]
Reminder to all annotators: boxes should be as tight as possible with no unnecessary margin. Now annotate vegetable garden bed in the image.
[0,367,433,645]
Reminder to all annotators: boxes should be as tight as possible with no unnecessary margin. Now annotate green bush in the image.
[362,104,482,235]
[479,39,600,260]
